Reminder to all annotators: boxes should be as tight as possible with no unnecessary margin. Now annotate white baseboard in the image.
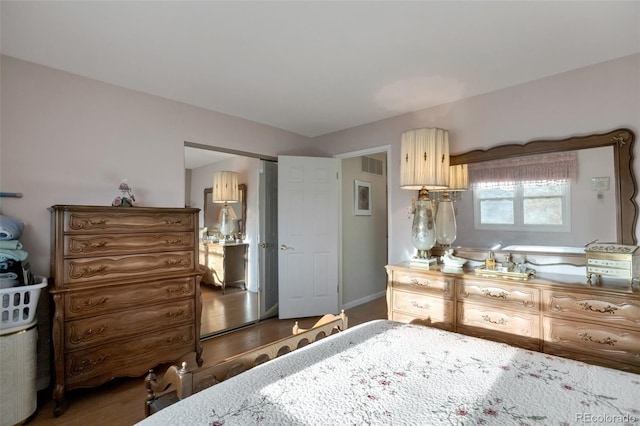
[341,290,386,310]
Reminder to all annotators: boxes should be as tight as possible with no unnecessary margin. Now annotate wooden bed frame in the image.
[144,311,348,416]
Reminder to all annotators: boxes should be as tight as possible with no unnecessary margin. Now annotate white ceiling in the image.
[1,1,639,140]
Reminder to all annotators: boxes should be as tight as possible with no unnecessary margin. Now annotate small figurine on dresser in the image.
[441,249,466,269]
[112,179,136,207]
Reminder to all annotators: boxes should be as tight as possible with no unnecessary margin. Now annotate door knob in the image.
[259,243,270,248]
[280,244,293,251]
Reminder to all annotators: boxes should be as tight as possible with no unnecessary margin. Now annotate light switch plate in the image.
[591,177,610,191]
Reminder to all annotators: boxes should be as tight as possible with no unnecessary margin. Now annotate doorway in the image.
[185,143,389,336]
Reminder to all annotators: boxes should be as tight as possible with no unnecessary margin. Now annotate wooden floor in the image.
[26,296,387,425]
[200,284,259,336]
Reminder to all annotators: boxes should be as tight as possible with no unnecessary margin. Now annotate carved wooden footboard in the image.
[144,311,348,416]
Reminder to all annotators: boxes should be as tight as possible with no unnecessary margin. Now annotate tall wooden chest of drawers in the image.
[49,205,203,416]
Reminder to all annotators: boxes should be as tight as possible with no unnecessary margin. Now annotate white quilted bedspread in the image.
[138,320,640,425]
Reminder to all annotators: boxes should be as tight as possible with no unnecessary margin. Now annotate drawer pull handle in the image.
[76,219,107,229]
[578,332,617,346]
[166,335,190,344]
[411,301,430,310]
[578,302,618,314]
[71,354,110,375]
[70,326,107,344]
[166,309,185,318]
[411,278,431,288]
[165,258,191,267]
[70,240,108,253]
[165,218,185,225]
[69,217,108,230]
[70,297,108,313]
[482,315,507,326]
[70,265,107,279]
[165,238,187,245]
[167,286,189,295]
[482,289,508,299]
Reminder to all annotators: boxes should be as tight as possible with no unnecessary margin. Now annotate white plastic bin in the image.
[0,277,47,335]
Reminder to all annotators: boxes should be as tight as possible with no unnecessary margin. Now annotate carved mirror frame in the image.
[450,128,637,246]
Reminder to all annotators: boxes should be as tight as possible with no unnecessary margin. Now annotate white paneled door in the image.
[278,156,340,319]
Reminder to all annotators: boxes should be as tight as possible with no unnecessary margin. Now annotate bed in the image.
[139,319,640,425]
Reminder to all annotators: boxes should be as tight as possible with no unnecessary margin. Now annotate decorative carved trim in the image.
[578,332,617,346]
[482,288,508,299]
[482,315,507,326]
[70,354,110,376]
[69,326,107,344]
[69,296,108,314]
[578,302,618,314]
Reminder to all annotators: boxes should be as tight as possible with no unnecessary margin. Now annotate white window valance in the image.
[469,151,577,186]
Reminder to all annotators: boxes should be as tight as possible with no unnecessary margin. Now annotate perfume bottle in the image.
[485,252,496,270]
[503,254,514,272]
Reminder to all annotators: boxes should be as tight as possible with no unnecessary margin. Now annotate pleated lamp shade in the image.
[400,128,450,190]
[448,164,469,191]
[212,171,239,203]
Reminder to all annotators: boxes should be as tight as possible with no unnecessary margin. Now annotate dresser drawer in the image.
[65,298,196,350]
[543,346,640,374]
[392,270,453,298]
[65,232,194,257]
[391,311,454,331]
[64,210,195,234]
[63,251,195,286]
[457,278,539,311]
[543,290,640,330]
[457,302,541,350]
[543,317,640,367]
[205,244,224,280]
[392,290,455,328]
[65,276,196,319]
[65,324,197,387]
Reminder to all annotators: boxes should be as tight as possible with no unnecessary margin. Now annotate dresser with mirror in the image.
[389,128,639,374]
[200,183,248,294]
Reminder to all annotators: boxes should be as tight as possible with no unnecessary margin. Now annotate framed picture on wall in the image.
[354,180,371,216]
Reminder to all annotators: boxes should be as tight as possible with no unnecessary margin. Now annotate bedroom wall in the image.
[0,55,311,277]
[2,53,639,283]
[341,153,387,307]
[312,53,640,264]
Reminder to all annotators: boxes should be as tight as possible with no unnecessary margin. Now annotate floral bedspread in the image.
[138,320,640,426]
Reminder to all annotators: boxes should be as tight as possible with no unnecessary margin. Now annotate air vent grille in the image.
[361,156,383,175]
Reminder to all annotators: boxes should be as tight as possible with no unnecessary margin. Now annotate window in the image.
[473,180,571,232]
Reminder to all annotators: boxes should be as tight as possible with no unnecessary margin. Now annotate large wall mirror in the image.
[444,128,637,259]
[203,183,247,238]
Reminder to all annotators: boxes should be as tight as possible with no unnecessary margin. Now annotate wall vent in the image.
[361,156,383,175]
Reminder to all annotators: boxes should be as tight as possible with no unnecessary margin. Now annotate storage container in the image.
[0,276,47,335]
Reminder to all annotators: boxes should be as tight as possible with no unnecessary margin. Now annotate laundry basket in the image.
[0,277,47,335]
[0,276,47,426]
